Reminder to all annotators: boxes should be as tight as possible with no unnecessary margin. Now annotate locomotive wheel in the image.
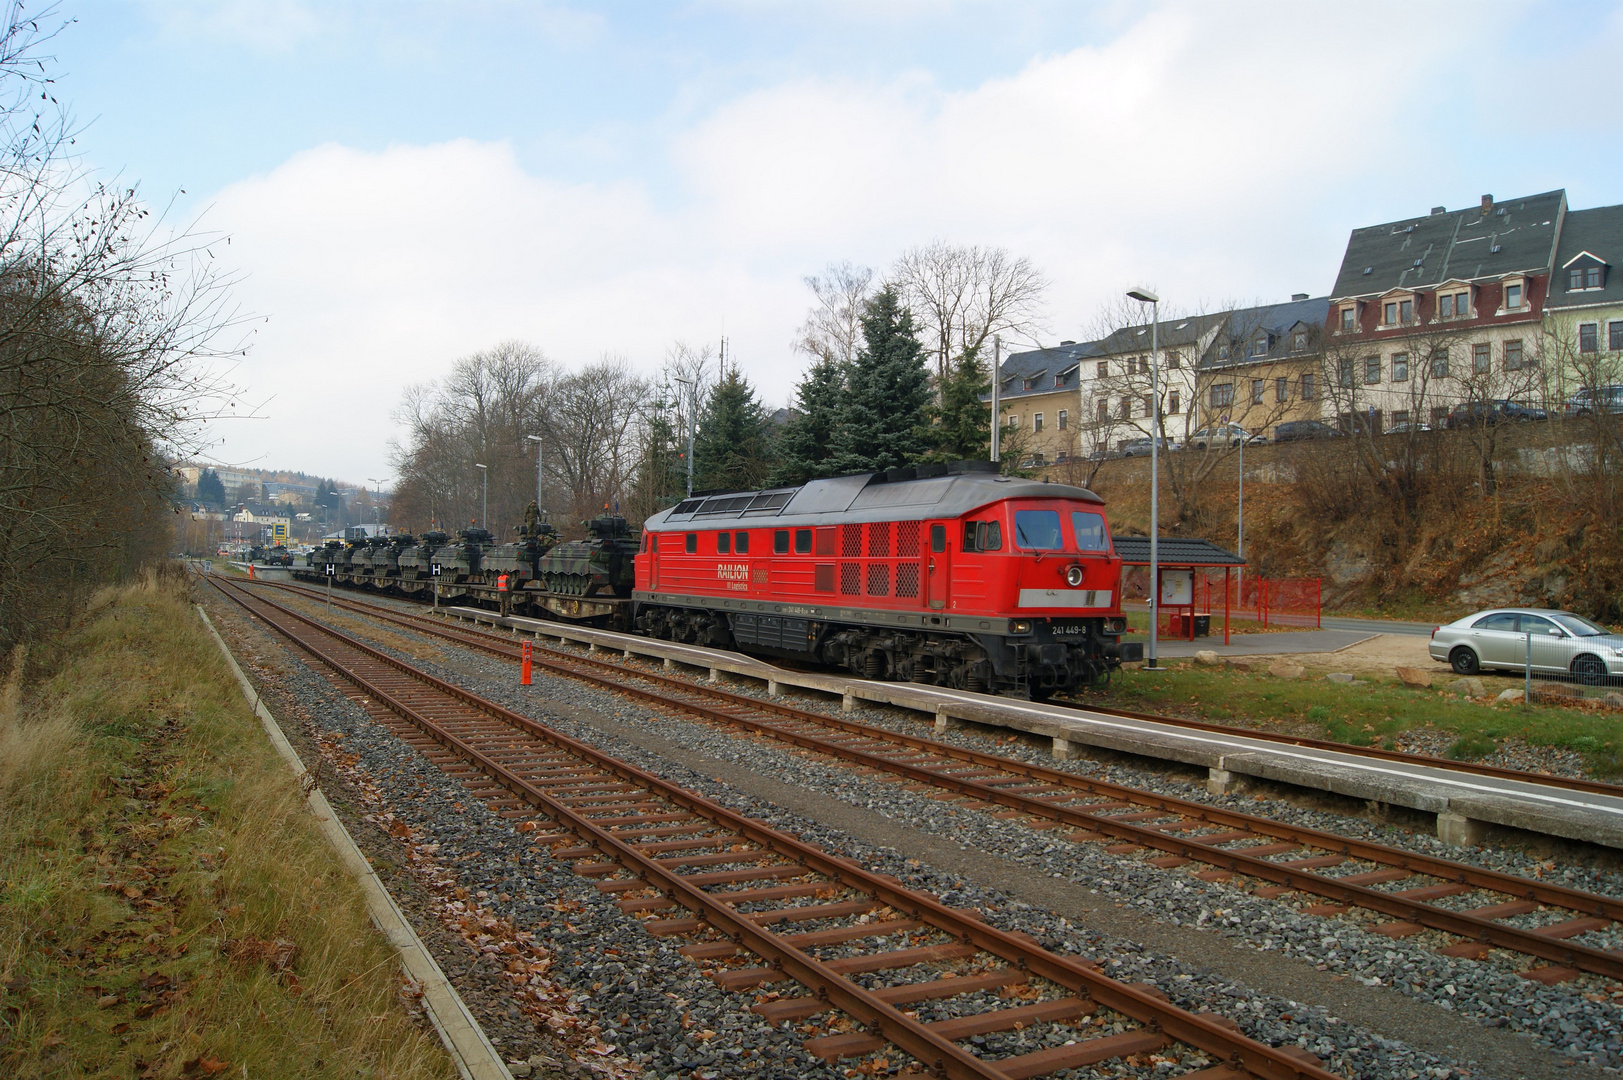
[863,651,884,680]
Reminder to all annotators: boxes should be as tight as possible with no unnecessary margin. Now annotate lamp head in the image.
[1126,287,1159,304]
[525,435,543,443]
[475,463,487,470]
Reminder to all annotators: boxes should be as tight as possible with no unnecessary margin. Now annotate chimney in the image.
[1431,205,1446,215]
[1480,194,1494,215]
[1291,293,1308,301]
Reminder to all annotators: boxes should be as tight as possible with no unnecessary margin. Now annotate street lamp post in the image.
[367,477,389,535]
[674,377,695,497]
[990,335,1001,464]
[474,463,488,531]
[524,434,545,514]
[1127,287,1162,671]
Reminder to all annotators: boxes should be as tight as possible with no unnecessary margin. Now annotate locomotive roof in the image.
[644,469,1103,531]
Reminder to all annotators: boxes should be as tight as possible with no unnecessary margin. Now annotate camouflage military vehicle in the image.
[367,534,415,586]
[535,515,638,597]
[484,504,558,590]
[396,531,446,592]
[430,528,491,584]
[266,544,294,566]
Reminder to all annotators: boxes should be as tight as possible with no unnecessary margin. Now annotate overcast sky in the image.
[55,0,1623,484]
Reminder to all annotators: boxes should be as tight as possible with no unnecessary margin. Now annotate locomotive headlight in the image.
[1065,565,1085,588]
[1010,620,1033,635]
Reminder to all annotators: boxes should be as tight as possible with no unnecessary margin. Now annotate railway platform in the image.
[442,605,1623,853]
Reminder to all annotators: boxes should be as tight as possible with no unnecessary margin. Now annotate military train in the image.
[286,462,1142,699]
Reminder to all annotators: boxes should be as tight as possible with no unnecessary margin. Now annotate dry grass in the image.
[0,567,452,1079]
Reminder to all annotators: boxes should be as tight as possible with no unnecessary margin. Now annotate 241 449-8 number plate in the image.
[1046,621,1093,637]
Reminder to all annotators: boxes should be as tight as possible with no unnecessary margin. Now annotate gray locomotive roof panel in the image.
[1330,190,1566,299]
[1546,203,1623,312]
[1111,536,1245,566]
[645,472,1103,531]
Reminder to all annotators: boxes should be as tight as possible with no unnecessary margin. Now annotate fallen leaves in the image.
[222,936,298,972]
[182,1054,231,1075]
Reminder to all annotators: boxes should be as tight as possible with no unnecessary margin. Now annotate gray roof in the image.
[1201,296,1329,370]
[1111,536,1244,566]
[645,468,1102,530]
[994,341,1101,401]
[1545,203,1623,313]
[1093,313,1227,358]
[1330,190,1566,299]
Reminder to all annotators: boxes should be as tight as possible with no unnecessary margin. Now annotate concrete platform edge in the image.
[197,604,512,1080]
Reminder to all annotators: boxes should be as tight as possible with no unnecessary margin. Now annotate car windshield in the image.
[1553,613,1610,637]
[1013,509,1064,550]
[1071,511,1108,551]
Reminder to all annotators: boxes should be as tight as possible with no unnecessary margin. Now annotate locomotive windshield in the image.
[1013,510,1064,550]
[1071,511,1108,551]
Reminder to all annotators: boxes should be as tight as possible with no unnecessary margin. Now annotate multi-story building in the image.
[1542,201,1623,402]
[990,340,1098,466]
[1193,295,1329,436]
[1323,190,1564,431]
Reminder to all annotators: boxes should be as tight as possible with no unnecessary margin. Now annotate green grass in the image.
[0,568,452,1080]
[1101,664,1623,775]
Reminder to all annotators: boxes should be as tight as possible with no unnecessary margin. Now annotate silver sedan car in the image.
[1429,608,1623,684]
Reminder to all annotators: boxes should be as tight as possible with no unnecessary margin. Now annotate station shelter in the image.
[1111,536,1247,645]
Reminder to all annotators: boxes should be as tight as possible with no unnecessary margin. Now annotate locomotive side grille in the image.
[866,522,891,558]
[840,563,861,596]
[895,562,919,598]
[841,524,861,558]
[896,520,920,557]
[815,527,836,556]
[866,564,890,596]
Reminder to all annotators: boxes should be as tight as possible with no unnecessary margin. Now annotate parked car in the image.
[1272,419,1341,442]
[1385,420,1432,435]
[1444,400,1548,428]
[1119,436,1181,457]
[1187,423,1266,449]
[1562,385,1623,418]
[1429,607,1623,684]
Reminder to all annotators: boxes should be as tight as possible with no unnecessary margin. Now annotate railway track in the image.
[240,576,1623,986]
[208,573,1340,1080]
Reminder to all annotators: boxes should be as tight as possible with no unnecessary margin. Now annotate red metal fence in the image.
[1195,571,1322,629]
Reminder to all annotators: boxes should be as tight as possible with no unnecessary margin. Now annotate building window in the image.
[1301,373,1316,400]
[1589,266,1603,288]
[1097,399,1109,423]
[1138,357,1150,375]
[1580,324,1599,353]
[1383,301,1397,325]
[1337,358,1354,387]
[1167,351,1181,369]
[1210,383,1234,408]
[1505,282,1523,309]
[1250,336,1269,357]
[1431,347,1450,378]
[1400,299,1413,322]
[1217,342,1231,360]
[1034,412,1043,432]
[1142,394,1154,416]
[1503,339,1524,370]
[1119,398,1132,420]
[1431,405,1450,426]
[1611,322,1623,351]
[1392,353,1409,382]
[1023,377,1036,390]
[1364,356,1381,384]
[1096,360,1108,378]
[1570,268,1584,290]
[1276,376,1289,402]
[1168,390,1180,414]
[1340,307,1356,330]
[1472,343,1490,373]
[1292,331,1307,351]
[1393,409,1410,427]
[1252,378,1265,404]
[1058,409,1067,430]
[1573,265,1603,290]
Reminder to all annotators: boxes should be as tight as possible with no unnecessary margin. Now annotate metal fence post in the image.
[1525,630,1533,704]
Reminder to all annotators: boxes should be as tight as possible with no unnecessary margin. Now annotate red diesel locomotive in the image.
[633,462,1142,698]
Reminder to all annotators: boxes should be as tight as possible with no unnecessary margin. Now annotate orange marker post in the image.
[521,640,532,685]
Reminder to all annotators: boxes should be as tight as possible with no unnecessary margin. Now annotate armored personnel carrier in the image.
[484,504,558,590]
[536,515,638,597]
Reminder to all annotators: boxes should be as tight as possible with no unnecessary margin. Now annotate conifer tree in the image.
[925,346,990,461]
[769,357,845,487]
[693,367,771,492]
[829,285,932,474]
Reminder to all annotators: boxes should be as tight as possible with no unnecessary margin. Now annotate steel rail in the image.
[261,573,1623,799]
[245,576,1623,982]
[211,574,1339,1080]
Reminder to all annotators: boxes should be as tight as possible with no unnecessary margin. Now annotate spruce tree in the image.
[769,357,845,487]
[693,367,771,492]
[829,286,931,475]
[925,345,990,461]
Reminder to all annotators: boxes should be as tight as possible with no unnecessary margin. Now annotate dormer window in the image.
[1505,282,1523,309]
[1570,265,1604,290]
[1249,335,1269,357]
[1438,290,1471,319]
[1339,306,1356,331]
[1292,332,1306,351]
[1382,299,1412,326]
[1217,342,1231,360]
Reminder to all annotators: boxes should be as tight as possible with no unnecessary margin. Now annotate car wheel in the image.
[1449,647,1480,676]
[1571,655,1607,686]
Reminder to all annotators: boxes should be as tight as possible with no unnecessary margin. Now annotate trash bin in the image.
[1193,615,1211,637]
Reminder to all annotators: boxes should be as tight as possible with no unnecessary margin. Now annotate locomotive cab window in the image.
[734,531,749,554]
[717,532,731,554]
[685,533,697,554]
[795,528,812,553]
[929,524,946,552]
[962,520,1002,552]
[1071,511,1108,552]
[774,529,789,554]
[1013,510,1063,550]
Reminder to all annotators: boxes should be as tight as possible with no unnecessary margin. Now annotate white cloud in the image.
[200,2,1529,481]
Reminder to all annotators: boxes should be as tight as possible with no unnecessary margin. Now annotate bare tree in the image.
[792,262,872,366]
[891,241,1048,385]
